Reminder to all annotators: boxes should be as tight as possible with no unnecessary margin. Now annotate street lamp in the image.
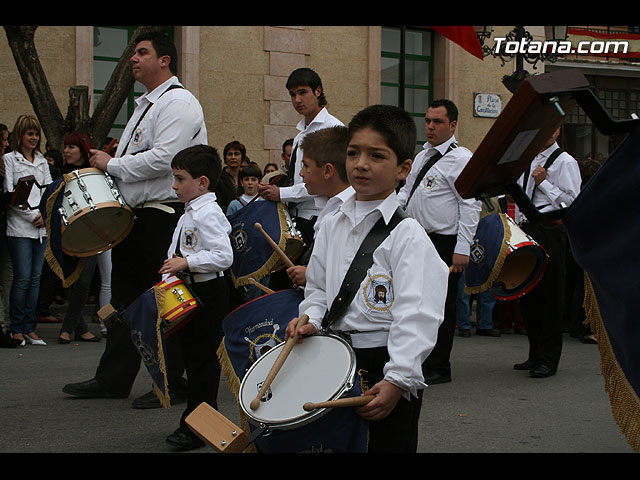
[473,26,569,70]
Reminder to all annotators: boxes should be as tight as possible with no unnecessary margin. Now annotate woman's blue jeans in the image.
[456,272,497,330]
[6,236,46,335]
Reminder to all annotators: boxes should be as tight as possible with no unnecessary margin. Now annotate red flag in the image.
[431,26,484,60]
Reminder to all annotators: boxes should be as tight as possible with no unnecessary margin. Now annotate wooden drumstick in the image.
[248,277,275,295]
[249,314,309,411]
[254,222,295,268]
[103,137,117,153]
[303,394,376,411]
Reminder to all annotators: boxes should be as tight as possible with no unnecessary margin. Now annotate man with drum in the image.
[62,31,207,406]
[513,127,581,378]
[397,99,481,386]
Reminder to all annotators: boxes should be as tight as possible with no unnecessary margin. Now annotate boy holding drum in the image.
[286,105,449,453]
[161,145,234,450]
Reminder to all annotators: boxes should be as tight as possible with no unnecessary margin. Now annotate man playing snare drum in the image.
[63,31,207,409]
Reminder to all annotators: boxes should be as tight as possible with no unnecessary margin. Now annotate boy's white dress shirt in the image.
[165,192,233,283]
[300,190,448,398]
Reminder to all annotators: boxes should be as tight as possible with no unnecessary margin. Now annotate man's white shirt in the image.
[398,135,481,256]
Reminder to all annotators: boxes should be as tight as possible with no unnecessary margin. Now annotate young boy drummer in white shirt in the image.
[161,144,234,450]
[286,105,449,453]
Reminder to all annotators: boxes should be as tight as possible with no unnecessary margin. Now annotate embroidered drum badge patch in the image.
[182,229,198,250]
[470,240,486,264]
[231,223,248,252]
[132,129,143,146]
[422,175,437,191]
[363,273,394,312]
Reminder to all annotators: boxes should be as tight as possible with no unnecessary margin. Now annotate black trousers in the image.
[519,222,567,371]
[95,204,185,395]
[175,276,229,436]
[423,232,460,378]
[355,346,423,453]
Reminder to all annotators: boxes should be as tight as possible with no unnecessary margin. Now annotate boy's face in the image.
[346,127,411,202]
[288,84,322,120]
[241,175,259,195]
[300,155,327,196]
[172,168,208,203]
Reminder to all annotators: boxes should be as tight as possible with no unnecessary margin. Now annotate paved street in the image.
[0,312,635,454]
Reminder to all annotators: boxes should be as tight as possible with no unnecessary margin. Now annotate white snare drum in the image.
[281,208,303,266]
[58,168,134,257]
[239,334,357,431]
[492,215,548,300]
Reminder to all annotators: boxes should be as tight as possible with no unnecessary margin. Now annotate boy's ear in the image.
[199,175,210,190]
[322,163,334,179]
[397,158,412,182]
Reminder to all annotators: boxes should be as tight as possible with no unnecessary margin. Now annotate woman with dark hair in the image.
[57,133,109,343]
[214,140,247,213]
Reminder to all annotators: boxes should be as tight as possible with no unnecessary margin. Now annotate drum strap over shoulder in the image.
[321,207,408,330]
[121,84,201,156]
[524,147,565,203]
[405,142,457,207]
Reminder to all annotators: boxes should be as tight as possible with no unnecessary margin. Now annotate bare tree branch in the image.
[4,25,171,151]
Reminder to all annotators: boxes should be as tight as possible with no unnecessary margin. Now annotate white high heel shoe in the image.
[24,334,47,346]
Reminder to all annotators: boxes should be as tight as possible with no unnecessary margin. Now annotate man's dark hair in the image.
[429,99,458,123]
[348,105,417,164]
[133,31,178,75]
[286,68,327,107]
[171,145,222,191]
[282,138,293,153]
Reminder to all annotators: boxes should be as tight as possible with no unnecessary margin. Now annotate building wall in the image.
[0,26,76,146]
[2,26,635,169]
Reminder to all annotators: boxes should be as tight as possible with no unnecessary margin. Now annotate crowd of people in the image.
[0,31,601,453]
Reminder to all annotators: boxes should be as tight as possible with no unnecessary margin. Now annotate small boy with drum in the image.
[160,145,234,450]
[286,105,449,453]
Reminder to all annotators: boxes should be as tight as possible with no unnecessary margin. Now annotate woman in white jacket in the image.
[3,115,52,346]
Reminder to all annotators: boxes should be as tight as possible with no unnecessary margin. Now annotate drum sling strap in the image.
[120,84,201,155]
[320,207,408,331]
[522,147,565,209]
[405,142,457,207]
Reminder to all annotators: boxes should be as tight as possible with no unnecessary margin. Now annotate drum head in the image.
[239,335,355,430]
[492,244,548,300]
[61,206,134,257]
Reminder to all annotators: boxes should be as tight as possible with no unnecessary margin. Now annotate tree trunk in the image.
[4,26,66,150]
[4,25,171,152]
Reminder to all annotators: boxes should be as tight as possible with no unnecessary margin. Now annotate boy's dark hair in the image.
[430,98,458,122]
[171,145,222,191]
[286,68,327,107]
[348,105,417,164]
[300,126,349,183]
[239,164,262,180]
[133,31,178,75]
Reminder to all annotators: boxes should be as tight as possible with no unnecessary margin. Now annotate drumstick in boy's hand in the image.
[250,314,309,411]
[303,395,376,411]
[254,222,295,268]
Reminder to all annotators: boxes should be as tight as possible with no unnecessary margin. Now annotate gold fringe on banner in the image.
[153,286,172,409]
[232,202,293,288]
[464,213,511,295]
[216,340,257,453]
[43,178,86,288]
[584,274,640,453]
